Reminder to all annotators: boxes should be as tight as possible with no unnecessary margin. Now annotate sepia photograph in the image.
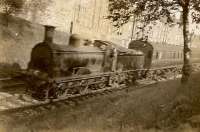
[0,0,200,131]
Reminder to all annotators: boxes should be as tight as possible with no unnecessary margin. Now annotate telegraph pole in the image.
[130,16,136,41]
[70,21,73,34]
[92,0,97,29]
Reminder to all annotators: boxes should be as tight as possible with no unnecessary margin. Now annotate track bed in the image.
[0,64,199,115]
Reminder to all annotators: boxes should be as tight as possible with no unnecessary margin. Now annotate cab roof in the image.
[94,40,143,55]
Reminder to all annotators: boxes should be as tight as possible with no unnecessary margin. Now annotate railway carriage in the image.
[129,40,200,69]
[191,47,200,63]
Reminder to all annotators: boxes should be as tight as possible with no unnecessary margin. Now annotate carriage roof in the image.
[129,40,183,51]
[129,40,153,50]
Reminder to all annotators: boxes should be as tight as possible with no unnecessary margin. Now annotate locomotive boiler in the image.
[29,27,105,77]
[25,25,144,99]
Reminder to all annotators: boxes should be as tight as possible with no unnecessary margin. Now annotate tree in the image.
[23,0,53,22]
[107,0,200,83]
[0,0,24,25]
[0,0,24,15]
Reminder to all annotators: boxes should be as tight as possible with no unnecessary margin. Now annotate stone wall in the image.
[0,0,200,70]
[0,14,69,69]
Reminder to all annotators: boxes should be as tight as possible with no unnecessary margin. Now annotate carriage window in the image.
[179,52,182,59]
[168,52,170,59]
[177,52,179,59]
[91,58,96,64]
[159,52,163,59]
[163,52,166,59]
[171,52,173,59]
[173,52,176,59]
[156,51,159,59]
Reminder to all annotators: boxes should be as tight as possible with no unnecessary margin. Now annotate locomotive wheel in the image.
[66,87,81,95]
[88,84,98,90]
[44,82,67,99]
[32,83,50,100]
[79,86,89,94]
[54,83,66,98]
[125,73,136,85]
[109,74,119,86]
[98,82,106,89]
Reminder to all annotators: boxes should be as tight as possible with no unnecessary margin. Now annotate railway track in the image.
[0,64,199,116]
[0,86,126,115]
[0,77,176,115]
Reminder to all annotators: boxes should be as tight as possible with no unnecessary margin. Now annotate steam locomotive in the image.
[25,25,200,100]
[25,26,144,99]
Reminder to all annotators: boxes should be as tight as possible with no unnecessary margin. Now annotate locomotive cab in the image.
[94,40,145,71]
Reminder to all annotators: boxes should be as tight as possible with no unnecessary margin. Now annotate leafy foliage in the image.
[0,0,24,15]
[107,0,200,83]
[0,0,53,20]
[23,0,53,21]
[107,0,200,30]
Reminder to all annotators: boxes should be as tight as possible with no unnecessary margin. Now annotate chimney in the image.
[44,25,55,43]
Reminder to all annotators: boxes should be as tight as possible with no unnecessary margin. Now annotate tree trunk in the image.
[2,12,9,27]
[181,6,192,83]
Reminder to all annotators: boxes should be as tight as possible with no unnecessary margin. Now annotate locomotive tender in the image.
[26,25,144,99]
